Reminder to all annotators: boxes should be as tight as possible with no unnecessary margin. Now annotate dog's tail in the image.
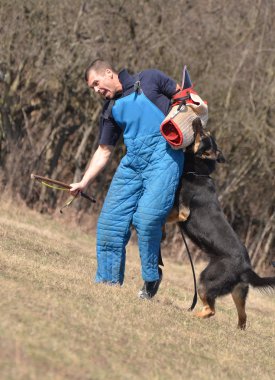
[242,269,275,292]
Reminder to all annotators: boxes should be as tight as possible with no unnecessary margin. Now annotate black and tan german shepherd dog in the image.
[166,119,275,329]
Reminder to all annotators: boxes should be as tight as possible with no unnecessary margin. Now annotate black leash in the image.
[179,227,197,311]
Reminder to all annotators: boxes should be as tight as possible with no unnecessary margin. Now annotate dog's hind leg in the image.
[194,264,218,319]
[194,282,216,319]
[231,282,249,330]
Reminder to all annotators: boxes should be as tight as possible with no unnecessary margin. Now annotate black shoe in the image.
[138,267,163,299]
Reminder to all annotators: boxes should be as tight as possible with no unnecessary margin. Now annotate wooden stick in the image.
[31,173,96,203]
[31,174,71,189]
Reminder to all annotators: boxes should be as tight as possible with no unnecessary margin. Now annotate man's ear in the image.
[105,68,113,78]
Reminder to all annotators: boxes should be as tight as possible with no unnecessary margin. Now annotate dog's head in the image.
[195,133,226,163]
[191,118,225,163]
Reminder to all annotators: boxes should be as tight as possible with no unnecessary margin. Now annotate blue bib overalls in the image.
[96,84,184,284]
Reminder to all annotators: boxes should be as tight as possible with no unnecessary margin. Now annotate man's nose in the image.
[94,86,100,93]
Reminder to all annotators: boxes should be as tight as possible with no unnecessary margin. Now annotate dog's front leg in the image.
[166,204,190,224]
[194,283,216,319]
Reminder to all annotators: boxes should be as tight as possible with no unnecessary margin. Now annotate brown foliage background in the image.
[0,0,274,272]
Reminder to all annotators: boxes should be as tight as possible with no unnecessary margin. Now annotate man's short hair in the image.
[84,59,116,82]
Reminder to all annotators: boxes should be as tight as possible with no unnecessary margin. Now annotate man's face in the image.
[87,69,117,99]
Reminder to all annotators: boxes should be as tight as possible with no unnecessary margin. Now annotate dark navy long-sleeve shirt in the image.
[99,69,177,146]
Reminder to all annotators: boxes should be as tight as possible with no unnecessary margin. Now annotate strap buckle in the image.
[134,80,141,93]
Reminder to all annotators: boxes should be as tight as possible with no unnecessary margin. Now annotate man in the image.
[70,59,185,298]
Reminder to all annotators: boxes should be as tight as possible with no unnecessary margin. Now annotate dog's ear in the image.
[192,118,204,154]
[192,117,203,134]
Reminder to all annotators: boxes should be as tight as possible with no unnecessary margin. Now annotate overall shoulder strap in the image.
[103,72,142,117]
[102,99,115,120]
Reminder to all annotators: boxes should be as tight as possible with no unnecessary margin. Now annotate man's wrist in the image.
[80,178,91,189]
[79,178,89,189]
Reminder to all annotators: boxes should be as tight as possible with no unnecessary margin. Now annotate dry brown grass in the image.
[0,199,275,380]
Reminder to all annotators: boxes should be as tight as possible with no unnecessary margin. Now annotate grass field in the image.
[0,199,275,380]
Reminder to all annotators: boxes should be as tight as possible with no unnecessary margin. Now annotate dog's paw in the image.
[194,306,215,319]
[237,317,247,330]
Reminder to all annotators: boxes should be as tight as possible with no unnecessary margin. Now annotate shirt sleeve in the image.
[98,101,122,146]
[151,69,177,98]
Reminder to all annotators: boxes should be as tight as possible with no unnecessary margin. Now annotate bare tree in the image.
[0,0,274,272]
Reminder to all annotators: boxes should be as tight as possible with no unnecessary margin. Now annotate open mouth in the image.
[100,89,109,98]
